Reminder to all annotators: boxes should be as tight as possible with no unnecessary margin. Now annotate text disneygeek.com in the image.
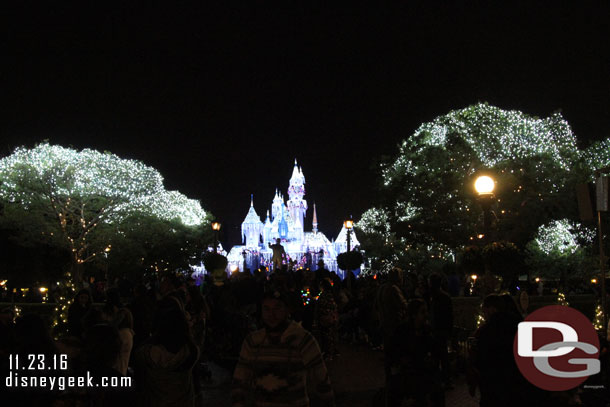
[6,371,132,391]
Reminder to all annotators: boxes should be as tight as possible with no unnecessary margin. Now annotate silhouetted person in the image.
[103,287,123,323]
[269,238,286,271]
[115,308,135,376]
[185,285,209,399]
[6,314,59,406]
[429,273,453,387]
[129,284,155,348]
[387,299,444,407]
[157,273,186,313]
[315,279,339,360]
[475,294,530,407]
[375,267,409,396]
[376,268,408,344]
[81,323,130,407]
[68,288,92,338]
[134,307,199,407]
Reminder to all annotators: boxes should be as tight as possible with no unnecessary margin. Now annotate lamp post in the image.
[344,219,354,289]
[212,222,221,253]
[103,245,111,282]
[595,170,610,333]
[344,219,354,252]
[474,175,495,245]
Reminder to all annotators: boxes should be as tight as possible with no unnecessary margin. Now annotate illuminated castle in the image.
[227,160,360,274]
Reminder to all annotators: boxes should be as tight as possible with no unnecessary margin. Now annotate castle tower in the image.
[263,210,272,244]
[278,203,289,240]
[271,189,283,221]
[241,195,263,248]
[287,159,307,238]
[312,203,318,234]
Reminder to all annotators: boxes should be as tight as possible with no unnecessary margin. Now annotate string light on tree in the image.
[12,305,22,321]
[593,302,604,331]
[476,312,485,328]
[557,292,569,306]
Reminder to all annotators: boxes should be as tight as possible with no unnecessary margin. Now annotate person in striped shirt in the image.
[232,290,335,407]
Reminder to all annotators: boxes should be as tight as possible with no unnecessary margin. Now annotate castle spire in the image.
[312,203,318,233]
[287,160,307,239]
[290,160,302,183]
[241,196,263,248]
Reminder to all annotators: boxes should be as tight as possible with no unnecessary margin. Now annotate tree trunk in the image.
[71,254,83,287]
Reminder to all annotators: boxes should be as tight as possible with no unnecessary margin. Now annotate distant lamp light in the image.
[212,222,221,252]
[39,287,48,293]
[477,234,485,239]
[471,274,478,281]
[344,219,354,229]
[592,278,598,284]
[104,245,112,253]
[475,175,495,195]
[230,264,238,273]
[535,277,540,283]
[0,280,6,287]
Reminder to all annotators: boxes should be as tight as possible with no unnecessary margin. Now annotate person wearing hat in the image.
[232,289,335,407]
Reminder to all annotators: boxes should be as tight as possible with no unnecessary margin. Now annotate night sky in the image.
[2,2,609,246]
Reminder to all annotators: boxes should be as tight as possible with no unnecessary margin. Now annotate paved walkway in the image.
[326,343,479,407]
[200,342,479,407]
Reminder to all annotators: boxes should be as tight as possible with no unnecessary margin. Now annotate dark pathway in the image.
[199,342,479,407]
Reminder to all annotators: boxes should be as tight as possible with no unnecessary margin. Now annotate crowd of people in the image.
[1,262,608,406]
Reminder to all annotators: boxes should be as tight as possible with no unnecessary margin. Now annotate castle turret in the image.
[287,159,307,238]
[278,203,289,240]
[263,210,272,244]
[241,195,263,248]
[271,189,283,221]
[312,203,318,234]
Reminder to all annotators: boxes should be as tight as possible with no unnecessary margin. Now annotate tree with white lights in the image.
[0,143,208,284]
[525,219,596,286]
[361,103,595,272]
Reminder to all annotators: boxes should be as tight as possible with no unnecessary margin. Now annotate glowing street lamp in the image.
[474,175,495,195]
[344,219,354,252]
[474,175,496,244]
[212,222,221,252]
[344,218,354,289]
